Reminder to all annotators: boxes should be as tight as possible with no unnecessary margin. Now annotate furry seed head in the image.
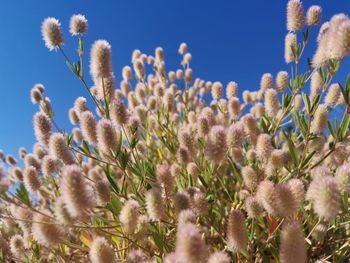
[244,196,263,218]
[175,223,208,263]
[80,111,98,144]
[310,104,328,134]
[119,199,140,233]
[207,125,227,163]
[260,73,273,91]
[69,14,88,35]
[335,163,350,193]
[285,33,297,63]
[287,0,304,31]
[276,71,289,92]
[256,180,279,216]
[30,86,43,104]
[226,209,247,253]
[307,175,341,221]
[264,89,279,118]
[32,213,63,247]
[226,81,238,99]
[208,251,231,263]
[306,5,322,26]
[211,81,223,100]
[325,83,341,105]
[241,166,258,191]
[23,166,41,192]
[89,237,115,263]
[49,133,74,165]
[256,134,273,161]
[90,40,113,79]
[41,17,64,50]
[279,220,307,263]
[60,165,94,218]
[96,119,118,154]
[33,112,52,145]
[145,188,165,221]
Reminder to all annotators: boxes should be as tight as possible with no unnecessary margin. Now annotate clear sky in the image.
[0,0,350,156]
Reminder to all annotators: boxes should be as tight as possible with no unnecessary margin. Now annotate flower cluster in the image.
[0,2,349,262]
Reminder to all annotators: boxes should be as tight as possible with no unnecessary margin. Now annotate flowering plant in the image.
[0,1,349,262]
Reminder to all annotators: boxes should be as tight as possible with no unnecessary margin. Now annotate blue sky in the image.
[0,0,350,156]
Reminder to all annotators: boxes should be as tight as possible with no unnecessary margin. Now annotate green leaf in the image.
[346,74,350,103]
[104,164,120,194]
[328,121,336,138]
[302,92,311,114]
[16,183,30,206]
[310,94,321,114]
[284,132,299,166]
[78,140,91,156]
[107,192,122,216]
[198,174,208,188]
[341,115,350,139]
[260,117,269,133]
[342,192,348,212]
[301,151,316,169]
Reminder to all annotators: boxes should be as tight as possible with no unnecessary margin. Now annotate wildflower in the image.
[211,81,223,100]
[306,5,322,26]
[69,14,88,35]
[226,81,238,99]
[244,196,263,218]
[307,175,341,221]
[119,199,140,233]
[287,0,304,31]
[256,134,273,161]
[175,223,208,263]
[285,33,297,63]
[208,251,231,263]
[279,220,307,263]
[227,209,247,253]
[60,165,94,218]
[310,104,328,134]
[325,83,341,105]
[41,17,64,50]
[89,237,115,263]
[178,42,188,54]
[264,89,279,118]
[256,180,279,216]
[260,73,273,91]
[49,133,75,165]
[145,188,165,221]
[32,213,63,246]
[90,40,113,79]
[276,71,289,92]
[241,166,258,191]
[33,112,52,145]
[80,111,98,144]
[96,119,118,154]
[335,163,350,193]
[207,125,227,163]
[23,166,41,192]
